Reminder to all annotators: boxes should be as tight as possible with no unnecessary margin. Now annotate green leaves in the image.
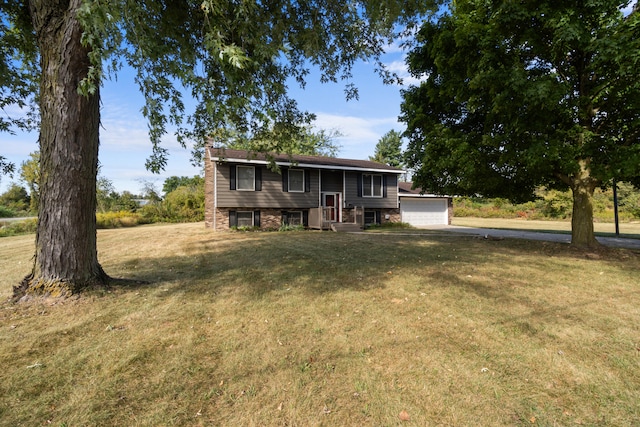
[218,45,250,70]
[371,130,404,167]
[2,0,444,173]
[0,0,39,133]
[402,0,640,201]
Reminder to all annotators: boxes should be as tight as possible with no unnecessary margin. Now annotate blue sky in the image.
[1,43,418,196]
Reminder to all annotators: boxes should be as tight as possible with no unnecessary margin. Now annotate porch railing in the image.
[308,206,364,230]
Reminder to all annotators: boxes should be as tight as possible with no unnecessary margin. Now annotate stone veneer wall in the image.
[448,198,453,225]
[382,208,401,224]
[342,209,354,223]
[214,208,285,231]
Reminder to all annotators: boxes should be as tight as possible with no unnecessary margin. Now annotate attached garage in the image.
[398,182,451,226]
[400,198,449,226]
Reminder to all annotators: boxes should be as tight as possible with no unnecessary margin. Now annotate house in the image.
[204,147,451,231]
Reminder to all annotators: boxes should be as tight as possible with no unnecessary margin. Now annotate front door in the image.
[322,192,341,222]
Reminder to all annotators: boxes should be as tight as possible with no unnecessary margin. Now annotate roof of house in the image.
[207,147,404,174]
[398,181,448,198]
[398,181,423,194]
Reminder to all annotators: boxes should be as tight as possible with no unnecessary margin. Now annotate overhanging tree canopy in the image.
[401,0,640,247]
[1,0,437,299]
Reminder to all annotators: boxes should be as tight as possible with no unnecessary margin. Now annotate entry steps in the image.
[330,223,363,232]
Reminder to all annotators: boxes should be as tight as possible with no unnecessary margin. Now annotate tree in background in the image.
[401,0,640,247]
[0,183,30,214]
[370,130,404,167]
[162,175,204,195]
[2,1,437,298]
[138,179,162,202]
[218,125,343,158]
[96,175,116,213]
[19,151,40,213]
[291,127,342,158]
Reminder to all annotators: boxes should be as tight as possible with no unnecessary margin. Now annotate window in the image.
[287,211,303,226]
[362,174,383,197]
[282,211,307,227]
[283,168,309,192]
[230,210,260,228]
[288,169,304,192]
[237,166,255,191]
[364,211,376,225]
[236,211,254,227]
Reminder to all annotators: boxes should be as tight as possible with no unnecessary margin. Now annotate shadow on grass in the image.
[104,231,640,303]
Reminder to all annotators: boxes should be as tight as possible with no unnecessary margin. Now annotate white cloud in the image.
[384,58,428,87]
[384,41,405,55]
[313,112,404,159]
[100,102,187,151]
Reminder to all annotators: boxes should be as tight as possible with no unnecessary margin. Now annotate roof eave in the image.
[209,154,404,174]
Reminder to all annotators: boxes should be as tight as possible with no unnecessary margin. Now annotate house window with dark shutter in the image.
[282,211,305,227]
[287,211,303,225]
[362,174,383,198]
[236,211,254,227]
[288,169,304,192]
[364,210,381,225]
[236,166,255,191]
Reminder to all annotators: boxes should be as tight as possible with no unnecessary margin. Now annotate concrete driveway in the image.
[434,225,640,250]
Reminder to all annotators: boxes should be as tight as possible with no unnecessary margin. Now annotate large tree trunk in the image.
[14,0,108,300]
[569,162,599,248]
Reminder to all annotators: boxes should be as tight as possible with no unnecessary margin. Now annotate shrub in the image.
[0,205,16,218]
[138,202,169,223]
[230,225,260,232]
[139,185,204,223]
[96,211,147,229]
[0,218,37,237]
[0,184,31,214]
[537,189,573,219]
[278,223,306,232]
[164,185,204,221]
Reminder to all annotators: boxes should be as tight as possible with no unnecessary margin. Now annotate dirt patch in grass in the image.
[1,223,639,426]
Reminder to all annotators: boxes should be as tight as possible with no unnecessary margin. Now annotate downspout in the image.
[213,161,217,231]
[318,169,322,229]
[342,170,346,223]
[397,175,400,209]
[318,169,322,207]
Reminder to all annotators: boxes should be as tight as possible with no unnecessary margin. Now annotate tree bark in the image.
[14,0,108,300]
[569,161,599,248]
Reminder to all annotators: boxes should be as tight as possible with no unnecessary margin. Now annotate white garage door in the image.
[401,198,448,226]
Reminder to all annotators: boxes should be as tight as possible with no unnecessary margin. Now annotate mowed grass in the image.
[1,223,639,426]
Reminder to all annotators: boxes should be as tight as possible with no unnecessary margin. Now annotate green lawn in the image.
[1,223,639,426]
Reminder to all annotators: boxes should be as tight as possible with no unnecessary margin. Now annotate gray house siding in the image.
[216,163,319,208]
[344,171,398,209]
[320,170,343,193]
